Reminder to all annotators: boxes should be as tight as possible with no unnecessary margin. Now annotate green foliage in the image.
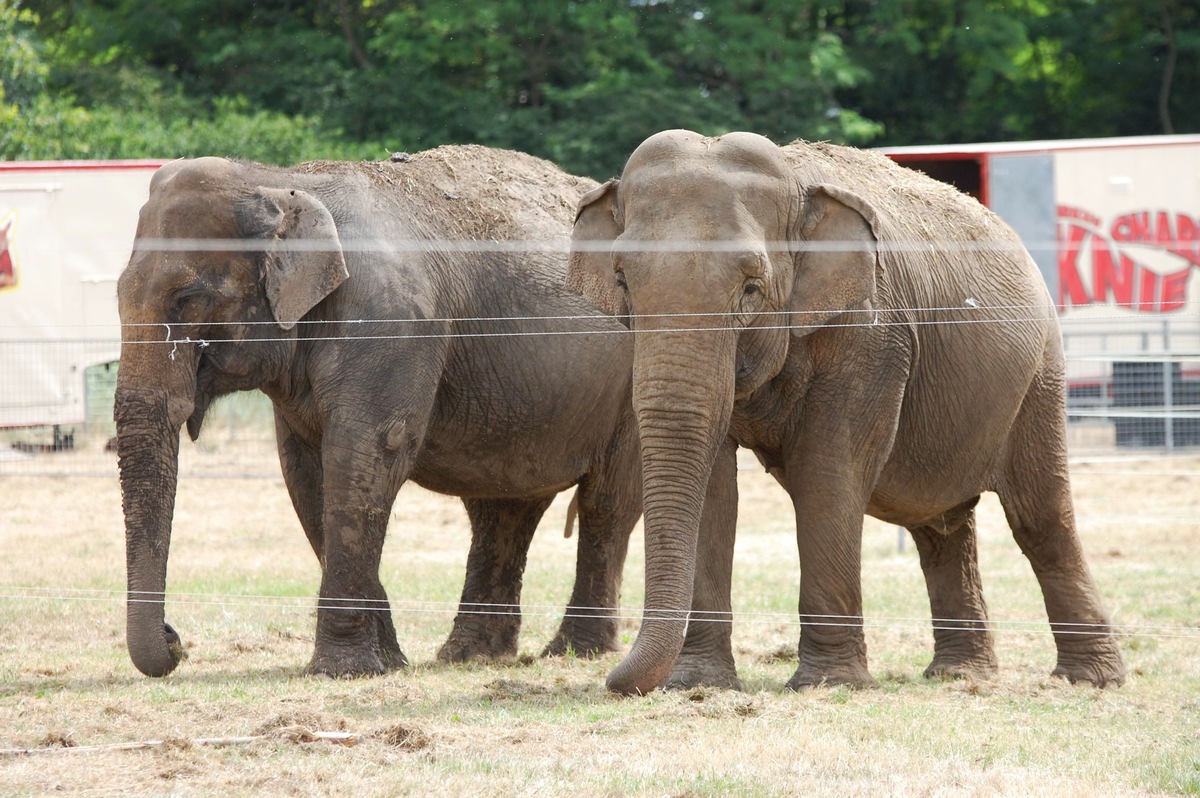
[0,1,45,105]
[0,0,373,162]
[1,88,377,162]
[842,0,1199,144]
[2,0,1196,174]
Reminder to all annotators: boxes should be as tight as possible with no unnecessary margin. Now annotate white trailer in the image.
[879,135,1200,448]
[0,160,163,438]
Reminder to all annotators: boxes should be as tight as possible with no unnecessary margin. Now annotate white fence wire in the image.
[2,313,1198,477]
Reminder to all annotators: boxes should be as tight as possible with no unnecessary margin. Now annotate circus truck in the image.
[879,135,1200,449]
[0,159,164,449]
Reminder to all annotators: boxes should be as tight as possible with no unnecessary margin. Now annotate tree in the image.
[1,1,372,162]
[838,0,1199,145]
[5,0,1195,171]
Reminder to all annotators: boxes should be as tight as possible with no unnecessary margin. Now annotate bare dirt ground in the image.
[1,444,1198,796]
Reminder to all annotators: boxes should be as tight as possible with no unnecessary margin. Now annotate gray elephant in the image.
[569,129,1125,695]
[116,146,641,678]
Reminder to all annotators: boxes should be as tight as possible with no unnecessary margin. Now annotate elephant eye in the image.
[169,287,211,322]
[614,269,628,291]
[742,279,765,298]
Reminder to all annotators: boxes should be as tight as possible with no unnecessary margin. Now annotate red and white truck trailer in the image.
[0,160,164,440]
[880,135,1200,448]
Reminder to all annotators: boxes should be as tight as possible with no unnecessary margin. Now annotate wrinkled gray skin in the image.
[570,129,1125,695]
[116,149,641,678]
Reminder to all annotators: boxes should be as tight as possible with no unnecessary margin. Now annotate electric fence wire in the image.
[2,586,1198,641]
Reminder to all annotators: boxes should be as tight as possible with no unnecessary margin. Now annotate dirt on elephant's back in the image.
[299,146,598,245]
[781,139,1013,252]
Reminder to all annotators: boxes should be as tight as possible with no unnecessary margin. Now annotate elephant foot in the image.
[436,618,520,664]
[785,661,874,692]
[372,611,407,670]
[1051,640,1126,688]
[923,651,999,682]
[541,616,620,659]
[921,652,998,676]
[379,646,409,671]
[664,654,742,692]
[304,645,392,679]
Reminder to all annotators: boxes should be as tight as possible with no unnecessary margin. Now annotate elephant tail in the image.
[563,490,579,538]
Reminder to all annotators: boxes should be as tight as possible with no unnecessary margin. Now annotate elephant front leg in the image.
[310,573,404,676]
[437,496,553,663]
[908,499,999,681]
[307,501,406,677]
[784,462,875,690]
[664,438,741,690]
[305,429,412,678]
[279,420,405,676]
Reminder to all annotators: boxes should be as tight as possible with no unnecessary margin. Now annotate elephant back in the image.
[779,140,1053,326]
[281,148,597,280]
[410,145,599,244]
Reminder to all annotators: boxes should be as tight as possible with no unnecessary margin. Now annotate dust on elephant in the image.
[569,129,1125,695]
[116,147,641,678]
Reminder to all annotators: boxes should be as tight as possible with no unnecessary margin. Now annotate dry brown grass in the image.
[1,447,1198,796]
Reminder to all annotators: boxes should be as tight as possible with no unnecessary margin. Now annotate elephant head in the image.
[568,130,880,694]
[116,157,348,676]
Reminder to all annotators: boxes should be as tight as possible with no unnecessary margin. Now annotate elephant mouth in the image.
[185,368,216,441]
[733,350,762,399]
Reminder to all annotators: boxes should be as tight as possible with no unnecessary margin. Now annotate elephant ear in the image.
[789,183,879,338]
[239,187,349,330]
[568,179,627,318]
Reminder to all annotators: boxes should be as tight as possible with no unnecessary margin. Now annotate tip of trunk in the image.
[605,617,687,695]
[128,621,186,677]
[606,655,677,696]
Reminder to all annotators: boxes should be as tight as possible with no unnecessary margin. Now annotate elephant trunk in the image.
[115,380,192,677]
[606,329,736,695]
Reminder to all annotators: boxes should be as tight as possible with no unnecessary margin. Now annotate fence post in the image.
[1163,320,1174,452]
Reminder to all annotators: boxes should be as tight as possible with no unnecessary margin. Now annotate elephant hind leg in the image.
[437,495,554,664]
[540,490,638,659]
[543,430,643,660]
[908,497,999,681]
[997,369,1125,687]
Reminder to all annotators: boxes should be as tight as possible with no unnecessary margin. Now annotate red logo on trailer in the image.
[1058,206,1199,313]
[0,214,16,290]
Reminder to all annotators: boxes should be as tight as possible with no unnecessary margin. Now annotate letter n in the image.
[1093,241,1135,309]
[1057,223,1092,308]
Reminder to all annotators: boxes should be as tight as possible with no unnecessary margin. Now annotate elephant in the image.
[116,146,642,679]
[568,129,1126,695]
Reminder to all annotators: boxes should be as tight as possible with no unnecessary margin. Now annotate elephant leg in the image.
[437,495,554,663]
[276,412,325,561]
[997,370,1125,687]
[543,425,642,659]
[309,503,406,677]
[786,484,872,689]
[665,437,741,690]
[306,409,428,678]
[540,487,637,658]
[278,415,405,674]
[908,498,999,680]
[782,378,898,690]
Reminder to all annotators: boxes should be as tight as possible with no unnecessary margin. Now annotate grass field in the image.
[1,446,1198,796]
